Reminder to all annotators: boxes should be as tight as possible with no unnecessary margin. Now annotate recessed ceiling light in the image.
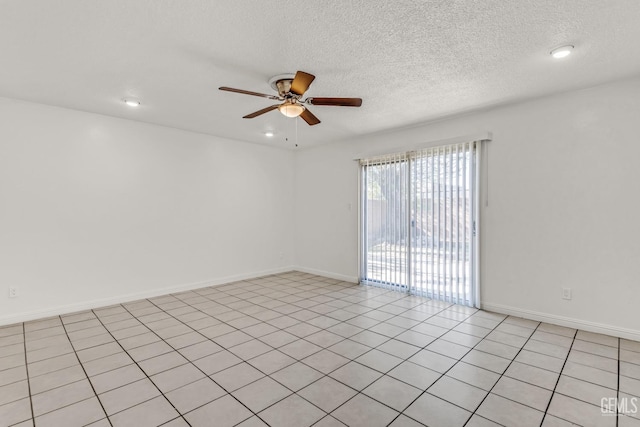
[550,45,574,59]
[123,98,140,107]
[264,131,274,137]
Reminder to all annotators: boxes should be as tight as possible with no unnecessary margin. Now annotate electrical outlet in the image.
[562,287,572,300]
[9,287,18,298]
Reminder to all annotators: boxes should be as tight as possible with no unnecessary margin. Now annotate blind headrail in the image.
[353,132,492,161]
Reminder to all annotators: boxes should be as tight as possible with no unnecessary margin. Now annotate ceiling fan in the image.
[219,71,362,126]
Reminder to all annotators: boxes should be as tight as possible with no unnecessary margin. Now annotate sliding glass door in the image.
[360,141,480,306]
[361,153,410,291]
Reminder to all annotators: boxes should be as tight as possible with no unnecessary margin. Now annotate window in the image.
[360,141,482,306]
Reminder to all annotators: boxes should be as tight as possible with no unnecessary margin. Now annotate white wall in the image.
[3,77,639,338]
[0,98,294,324]
[294,77,640,339]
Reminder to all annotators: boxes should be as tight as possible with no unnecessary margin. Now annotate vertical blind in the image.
[360,152,410,291]
[360,141,479,306]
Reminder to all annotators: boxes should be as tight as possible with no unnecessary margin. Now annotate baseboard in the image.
[0,266,294,326]
[292,266,358,283]
[482,302,640,342]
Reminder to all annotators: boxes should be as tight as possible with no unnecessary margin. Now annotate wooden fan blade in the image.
[308,97,362,107]
[290,71,316,96]
[300,108,321,126]
[243,104,280,119]
[219,87,281,100]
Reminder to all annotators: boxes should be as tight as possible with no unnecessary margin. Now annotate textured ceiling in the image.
[1,1,640,148]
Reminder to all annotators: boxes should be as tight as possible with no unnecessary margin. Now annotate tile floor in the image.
[1,271,639,427]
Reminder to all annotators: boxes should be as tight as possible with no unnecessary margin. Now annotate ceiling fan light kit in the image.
[219,70,362,126]
[278,101,305,118]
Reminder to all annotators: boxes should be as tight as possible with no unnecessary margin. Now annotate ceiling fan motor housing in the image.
[269,74,296,97]
[276,79,294,97]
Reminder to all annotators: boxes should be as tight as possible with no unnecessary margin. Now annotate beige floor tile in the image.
[3,273,638,427]
[211,362,264,392]
[158,417,190,427]
[622,349,640,366]
[28,353,78,378]
[404,393,472,427]
[332,393,399,427]
[477,393,544,427]
[109,396,178,427]
[349,330,389,348]
[453,323,493,339]
[0,380,29,405]
[185,395,253,427]
[150,363,205,393]
[165,378,226,414]
[387,360,441,390]
[327,339,371,359]
[504,362,560,391]
[234,416,268,426]
[228,339,273,360]
[485,330,528,348]
[515,349,565,373]
[99,378,160,415]
[298,376,357,412]
[621,340,640,353]
[492,376,553,411]
[428,375,488,411]
[302,349,349,374]
[35,397,105,427]
[177,340,222,361]
[426,338,471,359]
[409,349,457,373]
[575,330,618,347]
[89,363,146,394]
[259,394,325,427]
[547,393,616,427]
[561,361,617,389]
[447,361,500,391]
[537,323,575,338]
[0,397,32,426]
[620,375,640,396]
[573,339,619,359]
[375,339,420,359]
[568,349,618,373]
[138,351,188,376]
[0,353,26,372]
[117,332,161,350]
[363,375,421,411]
[556,375,616,407]
[388,414,425,427]
[246,349,295,375]
[32,379,94,416]
[329,361,382,391]
[279,339,322,360]
[232,376,291,412]
[466,414,504,427]
[75,342,122,364]
[192,349,241,375]
[213,330,253,348]
[441,330,483,347]
[530,331,573,348]
[0,365,27,387]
